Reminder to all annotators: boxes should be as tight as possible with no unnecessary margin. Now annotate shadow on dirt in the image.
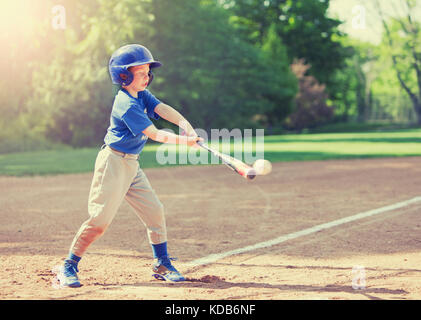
[96,277,408,300]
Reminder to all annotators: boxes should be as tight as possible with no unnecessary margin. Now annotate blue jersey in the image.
[104,88,161,154]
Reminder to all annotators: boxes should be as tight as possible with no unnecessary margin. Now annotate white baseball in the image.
[253,159,272,175]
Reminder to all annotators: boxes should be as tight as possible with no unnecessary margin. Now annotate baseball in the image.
[253,159,272,175]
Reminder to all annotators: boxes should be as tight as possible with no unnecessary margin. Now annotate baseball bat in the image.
[196,141,256,180]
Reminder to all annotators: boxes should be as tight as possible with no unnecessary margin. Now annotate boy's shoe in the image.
[152,256,185,282]
[60,259,82,288]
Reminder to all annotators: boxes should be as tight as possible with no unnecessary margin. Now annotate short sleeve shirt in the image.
[104,88,161,154]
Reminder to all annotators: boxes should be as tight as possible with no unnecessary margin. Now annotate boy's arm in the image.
[154,103,197,137]
[142,124,202,146]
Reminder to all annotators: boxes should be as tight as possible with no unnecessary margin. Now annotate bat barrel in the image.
[197,140,256,181]
[246,168,257,180]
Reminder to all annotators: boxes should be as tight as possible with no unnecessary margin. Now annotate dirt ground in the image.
[1,156,421,300]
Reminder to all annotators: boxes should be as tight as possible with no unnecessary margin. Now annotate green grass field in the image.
[0,129,420,176]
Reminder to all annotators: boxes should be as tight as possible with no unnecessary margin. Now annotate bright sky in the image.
[328,0,421,44]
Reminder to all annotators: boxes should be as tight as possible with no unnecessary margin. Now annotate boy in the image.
[60,44,202,287]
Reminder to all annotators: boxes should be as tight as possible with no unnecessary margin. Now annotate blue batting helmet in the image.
[108,44,162,86]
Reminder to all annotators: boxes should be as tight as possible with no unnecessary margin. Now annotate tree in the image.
[0,0,84,151]
[375,0,421,124]
[260,23,297,131]
[332,39,379,122]
[284,59,333,131]
[220,0,349,96]
[28,0,152,146]
[148,0,296,131]
[3,0,299,151]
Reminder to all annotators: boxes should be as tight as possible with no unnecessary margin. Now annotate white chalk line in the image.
[187,196,421,267]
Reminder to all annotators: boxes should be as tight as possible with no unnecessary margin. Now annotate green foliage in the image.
[148,0,296,131]
[372,17,421,123]
[0,116,68,154]
[30,51,112,146]
[332,13,420,125]
[26,0,153,147]
[260,23,297,128]
[330,38,379,122]
[223,0,350,94]
[0,0,299,153]
[2,0,418,155]
[373,0,421,124]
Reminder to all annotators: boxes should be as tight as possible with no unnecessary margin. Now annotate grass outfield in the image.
[0,129,420,176]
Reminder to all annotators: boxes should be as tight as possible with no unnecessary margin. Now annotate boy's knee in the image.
[83,216,110,236]
[89,224,108,235]
[147,202,166,229]
[153,202,165,217]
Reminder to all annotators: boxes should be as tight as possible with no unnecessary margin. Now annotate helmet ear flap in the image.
[119,68,134,86]
[147,70,154,86]
[109,66,134,86]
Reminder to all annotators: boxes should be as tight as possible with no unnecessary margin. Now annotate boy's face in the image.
[125,64,150,91]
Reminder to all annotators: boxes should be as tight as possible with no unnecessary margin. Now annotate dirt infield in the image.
[1,157,421,300]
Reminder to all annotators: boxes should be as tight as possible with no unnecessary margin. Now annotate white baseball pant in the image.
[69,146,167,257]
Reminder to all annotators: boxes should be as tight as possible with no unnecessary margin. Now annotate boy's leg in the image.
[62,148,138,287]
[125,168,185,282]
[125,167,167,245]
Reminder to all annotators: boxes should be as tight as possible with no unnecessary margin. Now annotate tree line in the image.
[0,0,419,153]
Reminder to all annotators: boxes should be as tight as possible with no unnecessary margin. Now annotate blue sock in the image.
[151,242,168,259]
[67,253,81,264]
